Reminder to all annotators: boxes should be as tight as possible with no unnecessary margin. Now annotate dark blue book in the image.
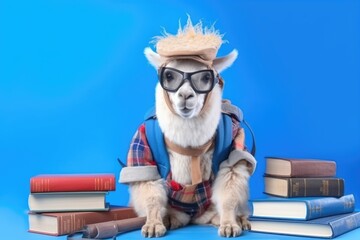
[250,194,355,220]
[249,212,360,238]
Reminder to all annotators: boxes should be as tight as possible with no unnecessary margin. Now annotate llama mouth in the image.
[178,107,194,118]
[181,107,192,114]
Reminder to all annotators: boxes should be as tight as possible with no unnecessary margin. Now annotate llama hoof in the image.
[241,219,251,231]
[141,221,166,238]
[237,216,251,231]
[218,222,242,237]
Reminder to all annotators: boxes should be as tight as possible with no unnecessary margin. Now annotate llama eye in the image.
[165,72,174,81]
[201,73,211,82]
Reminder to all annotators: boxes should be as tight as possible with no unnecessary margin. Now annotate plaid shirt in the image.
[127,124,157,167]
[126,117,245,217]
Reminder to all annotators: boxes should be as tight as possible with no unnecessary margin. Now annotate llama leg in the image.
[163,207,191,230]
[192,203,219,226]
[129,180,167,237]
[212,160,250,237]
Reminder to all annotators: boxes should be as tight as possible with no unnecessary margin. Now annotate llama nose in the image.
[179,91,194,100]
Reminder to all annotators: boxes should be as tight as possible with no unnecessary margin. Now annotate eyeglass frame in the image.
[158,67,219,94]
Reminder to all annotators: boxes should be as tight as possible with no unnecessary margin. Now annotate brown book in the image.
[264,176,344,198]
[28,206,137,236]
[265,157,336,177]
[30,173,115,193]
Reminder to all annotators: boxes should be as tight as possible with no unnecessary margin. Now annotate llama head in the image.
[145,18,238,120]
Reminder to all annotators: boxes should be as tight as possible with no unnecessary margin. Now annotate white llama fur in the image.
[120,19,256,238]
[125,48,253,238]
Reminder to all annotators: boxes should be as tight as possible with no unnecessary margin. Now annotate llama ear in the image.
[213,49,238,73]
[144,47,163,69]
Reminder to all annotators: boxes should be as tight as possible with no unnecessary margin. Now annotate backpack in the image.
[144,100,256,179]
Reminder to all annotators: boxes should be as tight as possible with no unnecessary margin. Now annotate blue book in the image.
[249,212,360,238]
[250,194,355,220]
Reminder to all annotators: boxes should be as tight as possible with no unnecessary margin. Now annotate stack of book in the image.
[249,157,360,238]
[28,173,137,236]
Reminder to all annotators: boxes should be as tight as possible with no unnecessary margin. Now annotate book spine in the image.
[58,215,73,236]
[56,208,137,235]
[306,195,355,220]
[30,175,115,193]
[290,161,336,177]
[330,212,360,238]
[288,178,344,197]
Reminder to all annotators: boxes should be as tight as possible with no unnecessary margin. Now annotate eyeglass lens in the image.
[160,68,214,92]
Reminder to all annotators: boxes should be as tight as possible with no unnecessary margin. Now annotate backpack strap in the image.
[144,107,170,179]
[243,119,256,156]
[211,112,233,175]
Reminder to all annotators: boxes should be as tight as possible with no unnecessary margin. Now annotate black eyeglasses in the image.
[158,67,218,94]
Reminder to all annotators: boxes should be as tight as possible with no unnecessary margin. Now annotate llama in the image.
[119,19,257,238]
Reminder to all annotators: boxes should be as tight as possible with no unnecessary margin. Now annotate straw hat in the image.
[154,17,224,65]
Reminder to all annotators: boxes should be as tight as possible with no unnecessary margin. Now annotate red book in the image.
[30,173,116,193]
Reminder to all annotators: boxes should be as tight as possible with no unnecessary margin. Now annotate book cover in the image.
[264,176,344,198]
[30,173,115,193]
[28,206,137,236]
[249,212,360,238]
[250,194,355,220]
[28,191,109,212]
[265,157,336,177]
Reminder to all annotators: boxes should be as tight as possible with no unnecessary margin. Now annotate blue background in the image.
[0,0,359,239]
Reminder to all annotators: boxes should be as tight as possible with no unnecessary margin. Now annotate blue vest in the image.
[144,102,256,179]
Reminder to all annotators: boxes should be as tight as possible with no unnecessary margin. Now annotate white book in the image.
[28,191,109,212]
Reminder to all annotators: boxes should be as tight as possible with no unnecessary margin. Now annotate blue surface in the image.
[0,0,359,239]
[10,223,360,239]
